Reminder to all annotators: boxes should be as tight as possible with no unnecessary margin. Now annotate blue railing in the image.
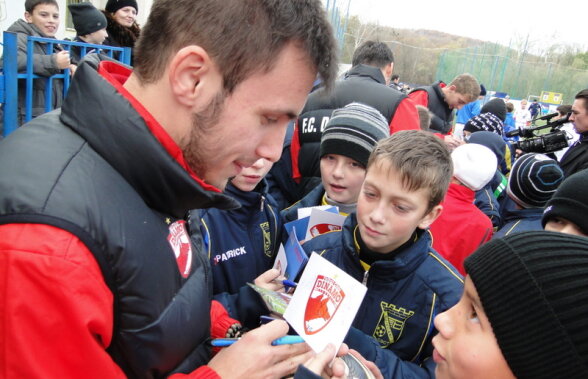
[1,31,131,137]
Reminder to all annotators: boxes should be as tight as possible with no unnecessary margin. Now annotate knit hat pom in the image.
[320,103,389,167]
[451,143,497,191]
[507,153,564,208]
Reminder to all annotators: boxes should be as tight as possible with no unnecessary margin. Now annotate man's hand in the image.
[54,50,71,70]
[348,349,383,379]
[208,320,313,379]
[443,134,465,151]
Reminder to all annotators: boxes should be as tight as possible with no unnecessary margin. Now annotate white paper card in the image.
[283,252,367,354]
[297,205,338,219]
[304,208,346,240]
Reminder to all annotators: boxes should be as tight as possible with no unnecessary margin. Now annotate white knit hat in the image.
[451,143,497,191]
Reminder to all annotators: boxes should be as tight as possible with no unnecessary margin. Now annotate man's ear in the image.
[167,45,220,108]
[24,11,32,23]
[418,204,443,229]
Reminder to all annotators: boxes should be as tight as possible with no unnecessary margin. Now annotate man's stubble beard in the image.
[182,91,226,187]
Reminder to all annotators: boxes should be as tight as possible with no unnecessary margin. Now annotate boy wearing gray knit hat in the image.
[68,2,108,64]
[281,102,389,221]
[433,231,588,379]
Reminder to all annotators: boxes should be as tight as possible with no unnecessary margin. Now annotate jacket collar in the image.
[60,58,238,219]
[341,213,431,279]
[345,64,386,85]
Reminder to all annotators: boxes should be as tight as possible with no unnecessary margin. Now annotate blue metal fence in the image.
[1,31,131,137]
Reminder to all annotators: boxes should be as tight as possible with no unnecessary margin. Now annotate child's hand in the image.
[54,50,71,70]
[253,268,284,291]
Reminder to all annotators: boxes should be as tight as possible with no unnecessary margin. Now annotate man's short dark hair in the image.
[25,0,58,13]
[351,41,394,68]
[133,0,338,93]
[575,89,588,113]
[391,74,399,81]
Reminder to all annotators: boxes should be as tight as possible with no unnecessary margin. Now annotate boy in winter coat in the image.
[433,231,588,379]
[542,168,588,237]
[301,130,464,378]
[3,0,73,124]
[494,153,563,238]
[281,103,389,230]
[429,143,497,275]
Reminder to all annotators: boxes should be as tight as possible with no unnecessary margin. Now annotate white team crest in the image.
[167,220,193,278]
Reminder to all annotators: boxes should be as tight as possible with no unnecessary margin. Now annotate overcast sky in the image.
[342,0,586,51]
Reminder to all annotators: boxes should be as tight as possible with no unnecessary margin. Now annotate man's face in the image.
[445,88,469,110]
[520,100,528,109]
[230,158,273,192]
[25,3,60,37]
[182,43,315,190]
[356,159,440,253]
[84,28,108,45]
[432,276,515,379]
[570,98,588,134]
[320,154,367,205]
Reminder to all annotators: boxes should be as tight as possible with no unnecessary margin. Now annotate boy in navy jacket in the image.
[302,130,464,378]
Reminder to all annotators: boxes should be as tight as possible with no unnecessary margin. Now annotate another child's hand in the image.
[54,50,71,70]
[254,268,284,291]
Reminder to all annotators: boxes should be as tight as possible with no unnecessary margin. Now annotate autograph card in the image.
[304,208,346,240]
[283,252,367,354]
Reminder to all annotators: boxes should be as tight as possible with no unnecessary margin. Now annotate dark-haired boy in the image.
[302,130,464,377]
[4,0,73,124]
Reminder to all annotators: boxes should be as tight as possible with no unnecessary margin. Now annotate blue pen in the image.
[271,279,298,288]
[210,335,304,347]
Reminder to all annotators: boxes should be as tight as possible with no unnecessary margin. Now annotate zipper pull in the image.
[260,195,265,211]
[362,270,369,286]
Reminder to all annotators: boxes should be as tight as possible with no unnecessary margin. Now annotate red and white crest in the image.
[167,220,192,278]
[303,275,345,335]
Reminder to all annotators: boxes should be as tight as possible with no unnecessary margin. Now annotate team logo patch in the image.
[373,301,415,347]
[167,220,192,278]
[309,223,342,238]
[260,222,272,257]
[303,275,345,335]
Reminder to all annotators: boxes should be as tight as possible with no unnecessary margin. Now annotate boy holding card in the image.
[302,130,463,377]
[281,102,389,226]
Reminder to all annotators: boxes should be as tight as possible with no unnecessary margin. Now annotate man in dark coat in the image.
[559,89,588,177]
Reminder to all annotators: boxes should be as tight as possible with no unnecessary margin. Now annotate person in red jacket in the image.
[0,0,355,378]
[429,143,497,275]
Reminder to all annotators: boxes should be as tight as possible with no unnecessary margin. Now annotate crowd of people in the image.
[2,0,588,378]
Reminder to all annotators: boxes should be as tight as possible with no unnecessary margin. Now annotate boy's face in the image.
[432,276,515,379]
[356,159,441,253]
[230,158,273,192]
[25,3,60,37]
[84,28,108,45]
[544,216,587,237]
[320,154,366,205]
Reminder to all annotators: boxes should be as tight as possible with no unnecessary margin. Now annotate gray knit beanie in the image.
[320,103,389,167]
[464,231,588,379]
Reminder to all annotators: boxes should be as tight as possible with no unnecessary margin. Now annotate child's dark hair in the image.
[367,130,452,212]
[25,0,59,13]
